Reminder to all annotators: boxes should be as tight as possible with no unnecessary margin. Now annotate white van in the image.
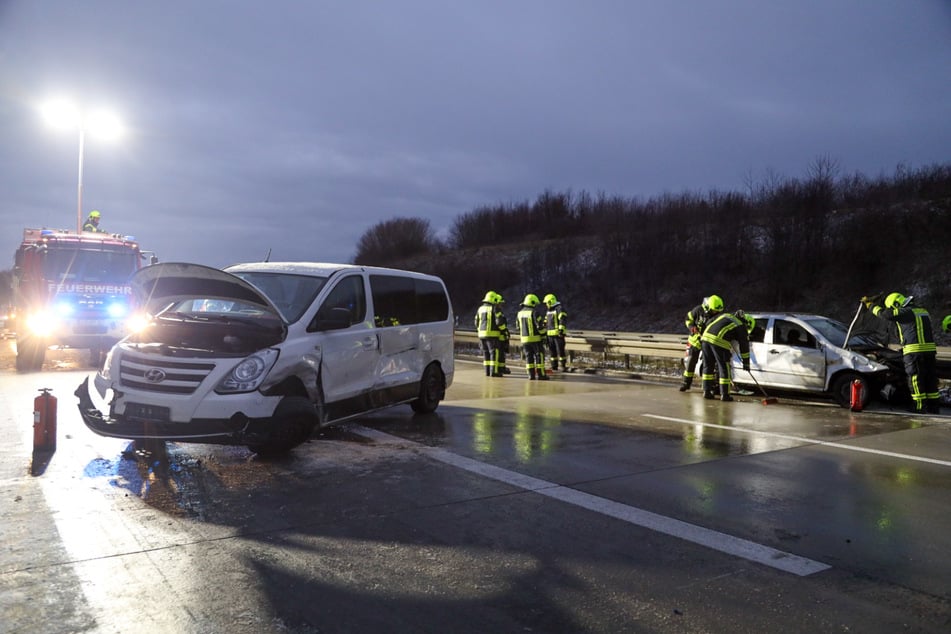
[76,262,454,454]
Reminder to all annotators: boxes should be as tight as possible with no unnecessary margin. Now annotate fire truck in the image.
[12,228,156,371]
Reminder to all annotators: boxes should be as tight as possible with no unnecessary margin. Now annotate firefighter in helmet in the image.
[517,294,548,380]
[495,294,511,375]
[83,209,106,233]
[679,294,723,391]
[700,307,750,402]
[865,292,940,413]
[475,291,504,377]
[543,293,568,371]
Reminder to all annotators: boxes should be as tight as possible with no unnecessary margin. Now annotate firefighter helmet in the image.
[89,210,101,218]
[884,292,909,309]
[703,295,724,313]
[942,314,951,333]
[482,291,497,303]
[523,294,540,307]
[543,293,557,307]
[735,309,755,333]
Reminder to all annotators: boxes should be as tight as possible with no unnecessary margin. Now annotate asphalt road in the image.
[1,344,950,633]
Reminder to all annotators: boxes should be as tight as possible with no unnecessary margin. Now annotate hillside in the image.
[380,165,951,343]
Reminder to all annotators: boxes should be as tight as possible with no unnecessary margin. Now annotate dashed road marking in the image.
[354,426,831,577]
[644,413,951,467]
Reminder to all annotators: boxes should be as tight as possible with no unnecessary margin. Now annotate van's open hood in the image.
[132,262,281,316]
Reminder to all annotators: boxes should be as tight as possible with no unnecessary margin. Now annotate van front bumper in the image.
[74,376,274,446]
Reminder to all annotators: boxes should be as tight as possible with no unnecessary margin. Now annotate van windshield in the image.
[230,272,327,323]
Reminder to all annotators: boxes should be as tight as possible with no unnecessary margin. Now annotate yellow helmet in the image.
[89,210,101,218]
[543,293,557,307]
[523,294,540,307]
[735,309,755,333]
[884,292,909,309]
[703,294,724,313]
[942,315,951,333]
[483,291,497,303]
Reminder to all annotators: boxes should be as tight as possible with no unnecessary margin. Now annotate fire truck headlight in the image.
[215,348,279,394]
[26,311,58,336]
[107,302,129,318]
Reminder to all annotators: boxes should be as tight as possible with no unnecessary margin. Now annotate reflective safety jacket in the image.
[545,304,567,336]
[685,304,714,334]
[871,304,937,354]
[517,306,543,343]
[700,312,750,362]
[475,302,501,338]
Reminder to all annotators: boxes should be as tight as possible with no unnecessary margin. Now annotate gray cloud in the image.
[2,1,949,268]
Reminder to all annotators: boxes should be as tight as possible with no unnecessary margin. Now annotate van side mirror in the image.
[315,307,352,331]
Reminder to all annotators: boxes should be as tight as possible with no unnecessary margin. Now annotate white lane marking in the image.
[645,414,951,468]
[354,427,830,577]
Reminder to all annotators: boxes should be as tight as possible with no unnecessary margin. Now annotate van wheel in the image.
[831,372,871,409]
[411,363,445,414]
[247,396,317,455]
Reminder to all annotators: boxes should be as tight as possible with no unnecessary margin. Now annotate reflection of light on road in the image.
[472,411,495,454]
[513,404,559,463]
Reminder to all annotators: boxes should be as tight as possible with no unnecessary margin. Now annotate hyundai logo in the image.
[144,368,167,383]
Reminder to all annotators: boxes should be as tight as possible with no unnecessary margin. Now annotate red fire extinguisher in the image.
[33,388,57,452]
[849,379,864,412]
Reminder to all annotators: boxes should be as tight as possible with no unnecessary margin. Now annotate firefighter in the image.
[543,293,568,371]
[517,294,548,380]
[679,294,723,391]
[865,292,940,413]
[701,308,750,402]
[83,209,106,233]
[475,291,503,377]
[495,294,511,376]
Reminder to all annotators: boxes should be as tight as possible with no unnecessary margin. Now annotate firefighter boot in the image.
[720,384,734,402]
[529,368,537,380]
[702,379,716,400]
[679,377,693,392]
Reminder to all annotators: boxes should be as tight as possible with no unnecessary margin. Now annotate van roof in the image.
[224,261,443,281]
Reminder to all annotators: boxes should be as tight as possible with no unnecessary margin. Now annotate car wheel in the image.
[831,372,871,409]
[411,363,445,414]
[247,396,317,455]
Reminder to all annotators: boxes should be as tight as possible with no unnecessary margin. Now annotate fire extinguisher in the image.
[849,379,864,412]
[33,388,57,452]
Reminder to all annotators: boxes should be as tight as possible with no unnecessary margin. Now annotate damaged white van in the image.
[76,262,454,454]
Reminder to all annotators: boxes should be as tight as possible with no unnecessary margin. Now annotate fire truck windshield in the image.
[42,245,138,284]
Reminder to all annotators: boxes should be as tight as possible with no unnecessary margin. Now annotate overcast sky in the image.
[2,1,949,269]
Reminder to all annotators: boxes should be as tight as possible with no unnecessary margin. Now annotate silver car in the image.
[729,312,907,408]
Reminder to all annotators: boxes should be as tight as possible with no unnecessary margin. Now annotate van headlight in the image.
[215,348,280,394]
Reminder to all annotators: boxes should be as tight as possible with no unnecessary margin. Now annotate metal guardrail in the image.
[454,329,689,371]
[454,329,951,375]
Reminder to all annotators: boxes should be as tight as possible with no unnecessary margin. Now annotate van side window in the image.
[310,275,367,331]
[369,274,450,327]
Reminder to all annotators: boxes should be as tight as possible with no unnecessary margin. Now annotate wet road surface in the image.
[1,345,950,632]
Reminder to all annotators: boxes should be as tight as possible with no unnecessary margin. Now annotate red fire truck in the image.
[12,228,156,371]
